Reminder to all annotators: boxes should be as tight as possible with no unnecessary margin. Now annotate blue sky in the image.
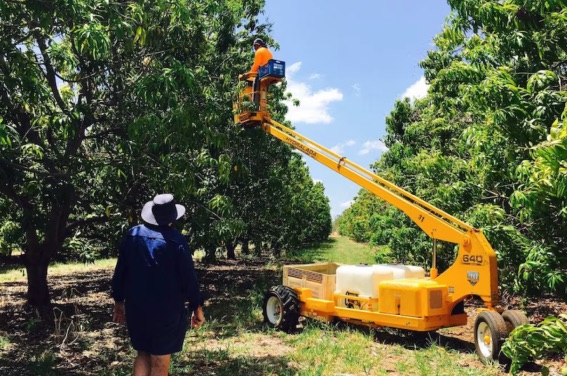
[262,1,452,218]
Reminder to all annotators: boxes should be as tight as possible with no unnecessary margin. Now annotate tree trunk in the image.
[25,257,51,306]
[254,241,263,257]
[226,242,236,260]
[203,244,216,263]
[241,239,250,255]
[272,240,281,258]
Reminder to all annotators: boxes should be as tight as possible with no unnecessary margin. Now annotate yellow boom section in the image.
[263,117,471,243]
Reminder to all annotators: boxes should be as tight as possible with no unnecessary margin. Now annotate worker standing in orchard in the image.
[250,38,273,73]
[249,38,273,107]
[111,194,205,376]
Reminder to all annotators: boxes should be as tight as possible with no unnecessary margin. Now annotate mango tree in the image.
[0,0,270,305]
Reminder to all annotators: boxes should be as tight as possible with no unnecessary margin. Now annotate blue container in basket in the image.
[259,59,286,79]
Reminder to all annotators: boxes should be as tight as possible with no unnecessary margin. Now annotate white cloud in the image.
[340,200,354,209]
[309,73,321,80]
[286,62,302,75]
[330,145,344,154]
[401,76,429,101]
[285,62,343,124]
[358,140,388,156]
[330,139,356,155]
[352,83,361,96]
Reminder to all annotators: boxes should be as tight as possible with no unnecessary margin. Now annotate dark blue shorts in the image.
[126,307,190,355]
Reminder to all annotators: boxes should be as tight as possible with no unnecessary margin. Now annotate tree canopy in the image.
[0,0,331,305]
[337,0,567,297]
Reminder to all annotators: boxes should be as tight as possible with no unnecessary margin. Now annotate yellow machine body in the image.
[235,70,500,331]
[378,279,448,317]
[283,263,467,331]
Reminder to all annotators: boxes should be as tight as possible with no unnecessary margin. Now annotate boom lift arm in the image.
[234,64,499,310]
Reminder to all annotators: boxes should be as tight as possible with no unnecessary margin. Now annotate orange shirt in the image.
[250,47,273,73]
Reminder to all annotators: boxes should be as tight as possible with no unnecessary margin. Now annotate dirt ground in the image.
[0,259,565,375]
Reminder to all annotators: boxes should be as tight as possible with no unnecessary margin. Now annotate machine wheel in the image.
[474,311,508,364]
[502,310,529,334]
[262,286,300,332]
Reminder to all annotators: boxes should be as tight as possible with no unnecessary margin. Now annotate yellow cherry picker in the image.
[233,60,527,363]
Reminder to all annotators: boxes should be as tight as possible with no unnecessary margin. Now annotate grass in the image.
[286,236,377,265]
[282,322,502,376]
[0,333,10,351]
[30,349,58,376]
[0,258,117,283]
[285,322,383,375]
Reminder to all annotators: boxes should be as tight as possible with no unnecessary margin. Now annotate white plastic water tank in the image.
[335,265,393,298]
[382,264,425,279]
[404,265,426,278]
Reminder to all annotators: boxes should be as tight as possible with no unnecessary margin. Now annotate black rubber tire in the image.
[262,285,300,333]
[502,310,529,334]
[474,311,508,364]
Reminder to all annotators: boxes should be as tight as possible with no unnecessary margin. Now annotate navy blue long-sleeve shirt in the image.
[111,224,201,319]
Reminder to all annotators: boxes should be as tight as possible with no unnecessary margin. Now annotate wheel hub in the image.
[477,322,493,358]
[266,296,282,324]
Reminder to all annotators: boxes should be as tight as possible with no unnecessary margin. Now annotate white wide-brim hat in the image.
[141,194,186,226]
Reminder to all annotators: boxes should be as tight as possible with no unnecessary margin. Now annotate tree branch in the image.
[53,66,111,84]
[66,216,109,233]
[83,127,124,139]
[0,157,70,179]
[36,35,68,113]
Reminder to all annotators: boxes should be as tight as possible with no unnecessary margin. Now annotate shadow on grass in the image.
[0,259,289,375]
[0,263,25,276]
[197,265,281,337]
[76,349,299,376]
[378,327,476,354]
[304,318,477,354]
[169,350,298,376]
